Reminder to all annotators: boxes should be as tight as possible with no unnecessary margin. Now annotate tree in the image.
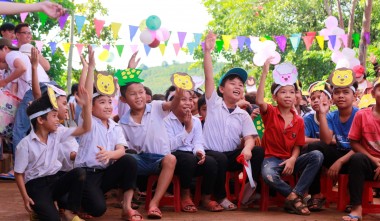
[358,0,373,65]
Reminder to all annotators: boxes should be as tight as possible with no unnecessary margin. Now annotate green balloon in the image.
[146,15,161,31]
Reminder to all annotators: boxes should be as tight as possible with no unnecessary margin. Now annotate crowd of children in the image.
[0,9,379,221]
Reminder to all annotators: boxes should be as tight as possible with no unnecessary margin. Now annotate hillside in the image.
[139,62,225,94]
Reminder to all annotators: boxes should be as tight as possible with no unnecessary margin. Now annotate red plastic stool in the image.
[145,175,181,212]
[225,171,242,202]
[362,180,380,214]
[321,174,339,208]
[193,176,203,206]
[337,174,349,211]
[260,175,296,211]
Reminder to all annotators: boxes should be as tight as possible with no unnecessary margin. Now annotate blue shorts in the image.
[129,153,164,176]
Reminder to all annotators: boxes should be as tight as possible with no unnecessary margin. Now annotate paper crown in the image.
[170,72,195,91]
[94,71,117,97]
[29,86,58,120]
[308,81,332,98]
[114,68,144,86]
[328,68,355,89]
[273,62,298,86]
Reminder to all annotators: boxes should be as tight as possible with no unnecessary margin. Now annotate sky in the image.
[93,0,212,68]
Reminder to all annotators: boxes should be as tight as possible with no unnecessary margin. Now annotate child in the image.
[118,71,176,219]
[257,59,323,216]
[202,31,264,210]
[342,77,380,221]
[14,85,91,221]
[294,81,312,117]
[164,88,223,212]
[197,95,206,127]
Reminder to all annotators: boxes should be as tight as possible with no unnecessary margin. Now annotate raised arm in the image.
[84,45,95,99]
[318,93,333,144]
[128,51,141,69]
[31,47,41,99]
[38,53,50,71]
[203,31,216,99]
[71,86,91,136]
[0,1,66,18]
[78,54,89,87]
[256,58,271,113]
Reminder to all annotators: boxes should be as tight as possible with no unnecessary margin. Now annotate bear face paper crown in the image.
[328,68,355,89]
[94,71,117,97]
[170,72,195,91]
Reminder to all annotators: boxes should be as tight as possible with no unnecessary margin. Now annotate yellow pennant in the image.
[62,43,71,55]
[158,44,166,56]
[111,22,122,40]
[222,35,232,51]
[316,36,324,50]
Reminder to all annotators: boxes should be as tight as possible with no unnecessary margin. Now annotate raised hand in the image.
[88,45,95,69]
[204,31,216,52]
[75,86,90,107]
[128,51,141,69]
[39,1,66,19]
[318,92,330,115]
[31,47,39,69]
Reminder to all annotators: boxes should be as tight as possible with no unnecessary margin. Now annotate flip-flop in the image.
[342,214,362,221]
[219,198,237,211]
[307,197,326,211]
[122,209,143,221]
[0,172,15,180]
[181,198,197,213]
[203,200,224,212]
[147,206,162,219]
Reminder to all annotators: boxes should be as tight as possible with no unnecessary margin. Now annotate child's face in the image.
[57,96,68,121]
[199,104,207,119]
[371,86,380,105]
[219,77,244,103]
[0,47,8,62]
[124,83,146,111]
[92,95,113,120]
[177,91,193,115]
[1,30,15,40]
[191,92,199,113]
[332,87,356,109]
[41,110,60,132]
[294,90,302,106]
[310,91,329,112]
[273,85,296,108]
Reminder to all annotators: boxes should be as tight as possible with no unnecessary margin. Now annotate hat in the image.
[353,65,365,78]
[0,38,18,50]
[19,43,33,56]
[218,68,248,86]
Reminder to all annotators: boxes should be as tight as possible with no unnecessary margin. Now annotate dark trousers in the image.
[348,153,377,206]
[306,141,350,195]
[173,150,217,195]
[206,146,264,200]
[25,168,85,221]
[81,154,137,217]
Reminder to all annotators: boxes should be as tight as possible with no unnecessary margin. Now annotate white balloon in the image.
[336,59,350,69]
[263,40,277,52]
[331,51,343,63]
[250,37,261,53]
[319,28,332,39]
[270,51,281,65]
[341,47,356,59]
[325,16,338,29]
[349,58,360,69]
[331,27,345,36]
[253,54,266,66]
[139,30,154,44]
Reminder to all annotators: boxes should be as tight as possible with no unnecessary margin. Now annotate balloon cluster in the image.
[319,16,345,51]
[139,15,170,48]
[251,39,281,66]
[331,48,360,69]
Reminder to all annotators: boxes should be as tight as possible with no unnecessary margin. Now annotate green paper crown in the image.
[114,68,144,86]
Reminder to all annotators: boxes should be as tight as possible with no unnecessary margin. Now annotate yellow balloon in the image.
[139,19,147,31]
[98,49,110,61]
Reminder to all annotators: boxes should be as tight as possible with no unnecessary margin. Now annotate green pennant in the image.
[115,45,124,57]
[215,39,224,53]
[165,31,172,46]
[352,33,360,48]
[265,35,272,41]
[38,12,48,26]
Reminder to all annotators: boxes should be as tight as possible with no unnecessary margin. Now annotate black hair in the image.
[220,75,244,87]
[0,23,15,37]
[164,85,176,101]
[144,86,152,96]
[119,82,142,98]
[26,93,53,131]
[0,44,18,51]
[152,94,165,101]
[67,83,78,101]
[245,92,257,104]
[197,95,206,112]
[14,23,29,34]
[271,82,299,95]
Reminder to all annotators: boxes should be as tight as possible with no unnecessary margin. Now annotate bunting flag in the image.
[130,44,138,53]
[38,12,48,26]
[215,39,224,53]
[275,35,287,52]
[187,42,197,55]
[143,44,151,56]
[34,40,43,52]
[20,12,28,22]
[90,44,97,49]
[59,13,69,30]
[264,35,272,40]
[62,43,71,55]
[201,42,205,52]
[94,19,105,38]
[49,42,57,55]
[103,44,110,51]
[316,36,324,50]
[306,31,316,37]
[289,35,301,51]
[165,31,172,46]
[129,25,138,41]
[75,43,84,55]
[177,32,187,48]
[75,15,86,34]
[173,43,181,56]
[222,35,232,51]
[111,22,122,40]
[245,37,251,51]
[328,35,336,49]
[237,36,246,52]
[193,33,202,45]
[159,44,166,56]
[364,32,370,45]
[115,45,124,57]
[230,38,238,53]
[302,36,314,51]
[340,34,348,47]
[352,33,360,48]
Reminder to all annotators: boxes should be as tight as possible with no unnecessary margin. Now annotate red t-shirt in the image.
[348,107,380,158]
[261,104,305,159]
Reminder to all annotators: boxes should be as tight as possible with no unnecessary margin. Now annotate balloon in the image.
[148,38,160,48]
[98,49,109,61]
[331,27,345,36]
[156,28,170,41]
[253,54,266,67]
[331,51,343,63]
[139,19,147,31]
[263,40,277,52]
[328,38,341,51]
[106,51,114,62]
[250,37,261,53]
[348,58,360,68]
[341,47,356,59]
[146,15,161,30]
[325,16,338,29]
[270,51,281,65]
[336,59,350,69]
[149,30,156,39]
[319,28,331,39]
[140,30,154,44]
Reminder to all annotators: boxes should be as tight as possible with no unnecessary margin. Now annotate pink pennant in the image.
[340,34,348,47]
[306,32,316,37]
[34,40,43,52]
[173,43,181,56]
[94,19,105,38]
[177,32,187,48]
[59,13,69,30]
[230,39,238,53]
[302,36,315,51]
[20,12,28,22]
[130,44,138,54]
[75,44,84,55]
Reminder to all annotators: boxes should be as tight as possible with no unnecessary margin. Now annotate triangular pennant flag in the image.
[103,45,110,51]
[34,40,43,52]
[193,33,202,45]
[12,39,18,46]
[177,32,187,48]
[90,44,98,49]
[75,43,84,55]
[340,34,348,47]
[222,35,232,51]
[352,33,360,48]
[129,25,138,41]
[364,32,370,45]
[62,43,71,55]
[130,44,138,54]
[75,15,86,34]
[165,31,172,46]
[111,22,122,40]
[289,36,301,52]
[116,45,124,57]
[215,39,224,53]
[187,42,197,55]
[49,42,57,55]
[275,35,287,52]
[173,43,181,56]
[20,12,28,22]
[201,42,205,52]
[143,44,151,56]
[245,37,251,51]
[302,36,315,51]
[237,36,246,52]
[230,39,238,53]
[158,44,166,56]
[328,35,336,49]
[306,32,317,37]
[59,13,69,30]
[94,19,105,38]
[316,36,325,50]
[264,35,272,40]
[38,12,48,26]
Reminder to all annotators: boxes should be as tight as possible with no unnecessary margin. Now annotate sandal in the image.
[307,197,326,211]
[219,198,237,211]
[77,212,93,219]
[342,214,362,221]
[284,197,311,216]
[147,206,162,219]
[345,204,352,213]
[203,200,224,212]
[122,209,143,221]
[181,198,197,213]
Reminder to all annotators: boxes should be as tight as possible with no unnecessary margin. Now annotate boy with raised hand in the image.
[257,59,323,216]
[341,77,380,221]
[202,31,264,210]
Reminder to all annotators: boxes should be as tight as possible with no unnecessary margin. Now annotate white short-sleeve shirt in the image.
[203,90,258,152]
[120,101,170,155]
[57,126,79,172]
[164,112,205,155]
[14,127,76,183]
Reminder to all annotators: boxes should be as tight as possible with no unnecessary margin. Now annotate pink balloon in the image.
[331,51,343,63]
[140,30,154,44]
[156,28,170,41]
[325,16,338,29]
[149,30,157,39]
[349,58,360,69]
[253,54,266,67]
[270,51,281,65]
[319,28,331,39]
